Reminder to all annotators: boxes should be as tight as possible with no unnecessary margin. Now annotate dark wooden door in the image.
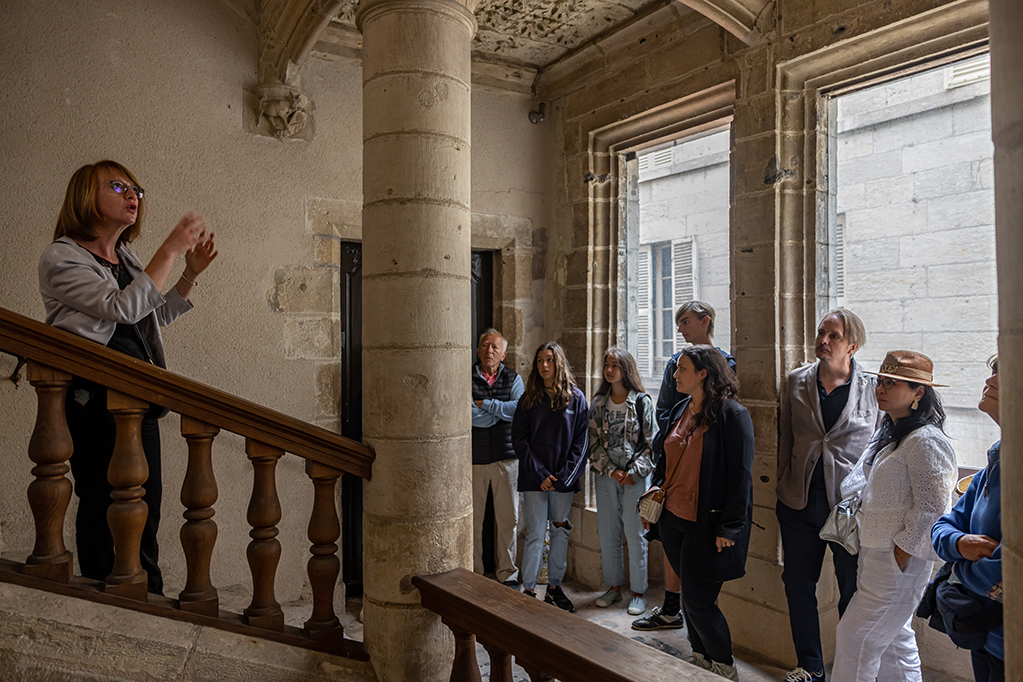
[470,251,496,574]
[471,250,494,354]
[340,243,363,596]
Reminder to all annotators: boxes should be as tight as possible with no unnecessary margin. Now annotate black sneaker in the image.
[544,585,576,613]
[631,606,684,630]
[502,579,521,589]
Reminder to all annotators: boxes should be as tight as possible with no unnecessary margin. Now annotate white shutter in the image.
[652,147,673,168]
[672,237,698,351]
[835,213,847,298]
[945,54,990,89]
[636,246,652,376]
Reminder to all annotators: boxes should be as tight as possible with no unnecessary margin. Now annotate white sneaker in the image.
[784,668,824,682]
[627,595,647,615]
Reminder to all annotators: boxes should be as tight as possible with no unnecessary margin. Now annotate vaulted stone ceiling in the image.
[326,0,771,70]
[254,0,771,130]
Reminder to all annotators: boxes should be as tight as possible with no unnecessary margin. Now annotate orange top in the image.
[663,406,707,522]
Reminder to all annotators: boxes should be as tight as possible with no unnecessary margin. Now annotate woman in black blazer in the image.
[645,345,755,680]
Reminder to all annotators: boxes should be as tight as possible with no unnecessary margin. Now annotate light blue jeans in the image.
[594,472,650,594]
[521,490,574,591]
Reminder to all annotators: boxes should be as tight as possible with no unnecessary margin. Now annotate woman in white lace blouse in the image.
[831,351,957,682]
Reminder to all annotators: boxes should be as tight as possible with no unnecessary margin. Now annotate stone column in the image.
[356,1,477,680]
[989,0,1022,676]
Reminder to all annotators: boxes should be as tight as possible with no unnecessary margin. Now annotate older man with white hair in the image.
[471,328,524,587]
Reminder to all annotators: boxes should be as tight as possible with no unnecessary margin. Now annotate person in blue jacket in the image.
[512,341,589,613]
[932,356,1003,682]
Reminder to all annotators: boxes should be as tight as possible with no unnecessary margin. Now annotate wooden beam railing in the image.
[0,306,373,659]
[413,568,719,682]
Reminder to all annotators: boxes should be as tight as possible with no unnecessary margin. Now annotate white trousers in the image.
[472,459,520,583]
[831,546,932,682]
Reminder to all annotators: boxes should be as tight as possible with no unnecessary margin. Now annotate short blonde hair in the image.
[822,308,866,352]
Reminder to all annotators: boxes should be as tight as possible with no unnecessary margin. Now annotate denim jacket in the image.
[588,391,658,479]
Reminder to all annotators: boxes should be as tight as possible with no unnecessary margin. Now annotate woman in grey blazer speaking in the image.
[39,160,217,594]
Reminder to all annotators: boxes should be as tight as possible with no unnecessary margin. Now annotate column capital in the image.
[356,0,478,36]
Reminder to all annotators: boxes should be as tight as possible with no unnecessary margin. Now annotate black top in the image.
[816,358,855,433]
[88,251,153,363]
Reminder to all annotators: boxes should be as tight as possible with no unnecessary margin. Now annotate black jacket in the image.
[471,363,520,464]
[652,397,755,582]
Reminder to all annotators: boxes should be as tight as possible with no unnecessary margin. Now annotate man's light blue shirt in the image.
[471,365,524,427]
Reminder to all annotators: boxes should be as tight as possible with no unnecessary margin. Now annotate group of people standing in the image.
[471,302,754,679]
[45,159,999,682]
[778,310,1002,682]
[472,302,1003,682]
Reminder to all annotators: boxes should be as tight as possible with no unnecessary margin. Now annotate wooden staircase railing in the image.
[413,568,719,682]
[0,306,373,659]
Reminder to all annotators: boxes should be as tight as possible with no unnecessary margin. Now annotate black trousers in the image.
[971,649,1004,682]
[776,462,859,672]
[659,509,732,665]
[65,379,164,595]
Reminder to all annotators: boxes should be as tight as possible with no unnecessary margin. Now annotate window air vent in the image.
[945,55,990,89]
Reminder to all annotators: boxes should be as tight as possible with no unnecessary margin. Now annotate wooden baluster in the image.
[104,389,151,601]
[178,416,220,617]
[480,640,513,682]
[518,662,554,682]
[447,624,483,682]
[243,439,284,631]
[304,460,344,643]
[23,362,74,583]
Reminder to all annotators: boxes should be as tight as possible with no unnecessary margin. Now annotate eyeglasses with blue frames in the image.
[876,377,903,390]
[108,181,145,200]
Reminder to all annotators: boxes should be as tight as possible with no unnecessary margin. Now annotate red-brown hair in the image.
[54,160,145,245]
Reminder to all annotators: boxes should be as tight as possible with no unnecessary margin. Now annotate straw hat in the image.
[865,350,948,387]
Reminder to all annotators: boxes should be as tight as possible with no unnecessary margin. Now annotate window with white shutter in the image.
[636,246,652,376]
[672,237,698,351]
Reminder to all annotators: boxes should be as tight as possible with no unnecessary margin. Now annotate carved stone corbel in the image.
[249,0,345,141]
[253,83,311,140]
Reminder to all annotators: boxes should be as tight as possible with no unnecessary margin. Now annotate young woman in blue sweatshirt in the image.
[932,358,1003,682]
[512,342,589,612]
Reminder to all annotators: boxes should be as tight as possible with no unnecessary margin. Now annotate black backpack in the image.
[917,561,1002,650]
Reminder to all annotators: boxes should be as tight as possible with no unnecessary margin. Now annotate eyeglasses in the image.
[877,377,903,390]
[108,181,145,200]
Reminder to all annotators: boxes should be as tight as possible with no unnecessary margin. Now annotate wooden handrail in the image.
[413,568,718,682]
[0,306,373,479]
